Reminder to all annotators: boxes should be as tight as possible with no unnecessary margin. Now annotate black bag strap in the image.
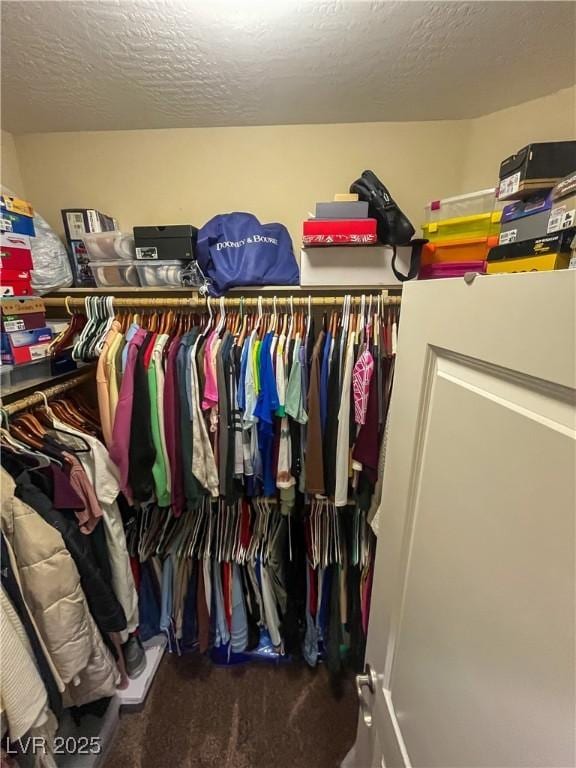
[391,239,427,282]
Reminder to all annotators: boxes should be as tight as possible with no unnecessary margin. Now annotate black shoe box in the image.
[133,225,198,260]
[499,142,576,201]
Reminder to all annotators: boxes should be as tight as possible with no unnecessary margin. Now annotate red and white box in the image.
[0,268,33,297]
[0,233,34,270]
[302,218,378,246]
[1,326,52,364]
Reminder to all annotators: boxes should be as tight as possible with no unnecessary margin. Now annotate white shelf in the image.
[46,287,199,294]
[115,635,167,709]
[0,361,93,401]
[46,285,401,296]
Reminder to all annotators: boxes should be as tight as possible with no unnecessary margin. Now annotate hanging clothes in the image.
[85,296,398,669]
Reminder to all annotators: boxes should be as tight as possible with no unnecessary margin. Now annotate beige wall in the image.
[462,86,576,191]
[15,120,467,245]
[1,129,26,195]
[9,86,576,246]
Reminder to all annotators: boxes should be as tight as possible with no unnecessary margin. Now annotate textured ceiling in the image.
[2,0,575,133]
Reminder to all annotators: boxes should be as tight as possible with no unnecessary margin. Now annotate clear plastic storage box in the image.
[135,260,186,287]
[424,189,502,222]
[83,231,136,261]
[0,364,11,392]
[1,358,52,395]
[88,260,141,287]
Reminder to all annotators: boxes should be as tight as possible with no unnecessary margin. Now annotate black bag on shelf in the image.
[350,170,421,280]
[350,170,415,246]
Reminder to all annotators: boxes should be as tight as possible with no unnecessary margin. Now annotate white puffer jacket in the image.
[0,469,120,706]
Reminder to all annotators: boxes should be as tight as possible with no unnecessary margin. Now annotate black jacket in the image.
[128,333,156,502]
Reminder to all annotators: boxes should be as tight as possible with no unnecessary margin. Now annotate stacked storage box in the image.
[302,196,376,246]
[85,227,198,289]
[487,143,576,274]
[62,207,119,286]
[487,227,575,274]
[300,193,415,286]
[132,225,199,288]
[548,171,576,235]
[83,231,140,287]
[419,189,502,279]
[498,194,553,245]
[0,296,53,387]
[71,220,199,289]
[0,196,36,296]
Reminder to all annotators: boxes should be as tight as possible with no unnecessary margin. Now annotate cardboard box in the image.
[302,218,377,246]
[0,210,35,237]
[133,225,197,260]
[68,240,96,287]
[547,194,576,234]
[334,193,359,202]
[486,253,569,274]
[488,227,575,263]
[498,141,576,201]
[1,297,46,332]
[300,245,410,286]
[61,208,117,242]
[0,195,34,218]
[0,233,34,270]
[501,194,552,223]
[499,210,551,245]
[487,227,574,274]
[552,172,576,201]
[1,326,52,364]
[315,201,369,219]
[0,268,33,297]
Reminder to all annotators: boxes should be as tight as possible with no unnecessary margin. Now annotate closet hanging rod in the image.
[1,370,94,416]
[43,293,401,310]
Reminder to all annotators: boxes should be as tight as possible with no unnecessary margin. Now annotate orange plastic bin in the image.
[422,235,499,265]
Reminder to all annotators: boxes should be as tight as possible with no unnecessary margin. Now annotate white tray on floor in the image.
[56,696,120,768]
[116,635,167,708]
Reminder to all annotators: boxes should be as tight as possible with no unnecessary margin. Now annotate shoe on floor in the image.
[123,636,146,679]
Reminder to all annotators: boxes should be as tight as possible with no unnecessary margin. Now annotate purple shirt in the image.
[163,335,184,516]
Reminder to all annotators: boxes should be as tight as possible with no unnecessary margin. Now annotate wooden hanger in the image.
[51,396,93,431]
[10,418,45,450]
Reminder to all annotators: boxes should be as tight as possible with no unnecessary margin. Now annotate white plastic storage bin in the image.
[424,189,502,222]
[88,260,140,287]
[83,231,136,261]
[1,358,52,395]
[135,260,185,287]
[0,364,12,392]
[10,358,51,386]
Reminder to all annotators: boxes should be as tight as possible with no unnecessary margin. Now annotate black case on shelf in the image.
[133,225,198,260]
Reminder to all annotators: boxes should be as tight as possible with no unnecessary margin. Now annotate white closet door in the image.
[352,270,576,768]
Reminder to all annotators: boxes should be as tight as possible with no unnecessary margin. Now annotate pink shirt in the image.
[201,331,219,410]
[108,327,147,502]
[352,349,374,426]
[64,452,103,534]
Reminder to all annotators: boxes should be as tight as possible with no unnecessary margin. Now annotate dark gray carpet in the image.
[104,655,358,768]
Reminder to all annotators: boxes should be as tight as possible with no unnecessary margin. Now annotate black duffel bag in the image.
[350,170,422,281]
